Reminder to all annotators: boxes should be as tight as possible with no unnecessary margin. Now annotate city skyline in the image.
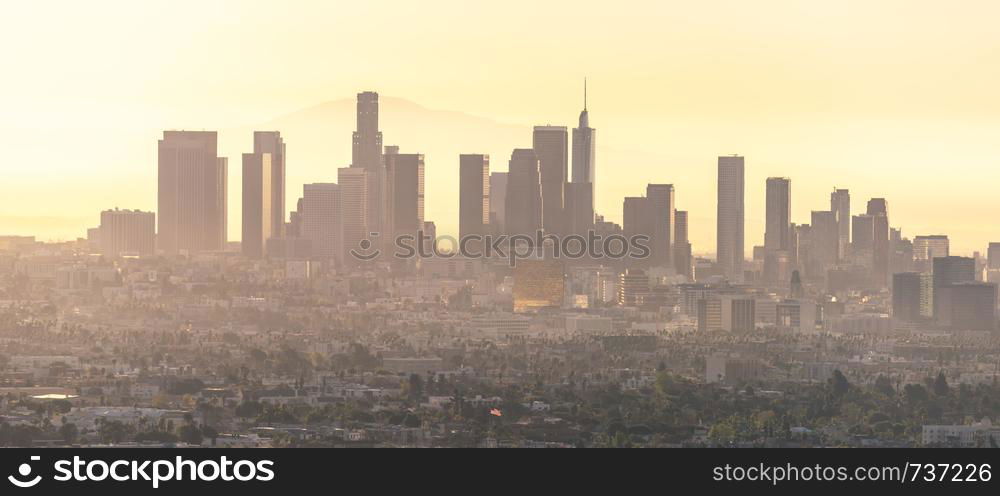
[5,2,1000,255]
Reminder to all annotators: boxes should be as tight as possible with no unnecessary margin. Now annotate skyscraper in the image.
[987,242,1000,270]
[533,126,568,234]
[623,196,652,266]
[489,172,508,235]
[765,178,791,253]
[254,131,286,240]
[646,184,675,268]
[338,167,368,265]
[157,131,227,254]
[351,92,385,240]
[505,149,543,237]
[830,188,850,259]
[933,256,975,319]
[459,154,490,239]
[571,80,596,211]
[892,272,933,322]
[99,209,155,258]
[674,210,693,279]
[241,150,273,259]
[387,153,425,242]
[867,198,890,287]
[564,182,595,237]
[300,183,342,263]
[914,235,950,262]
[810,210,839,273]
[717,155,745,281]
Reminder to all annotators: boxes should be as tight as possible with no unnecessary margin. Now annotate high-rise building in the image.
[933,256,976,319]
[892,272,933,322]
[717,155,745,281]
[253,131,286,240]
[351,92,385,241]
[386,153,425,242]
[914,235,950,273]
[564,182,594,237]
[989,242,1000,270]
[810,210,839,273]
[623,196,653,265]
[533,126,568,234]
[99,209,155,258]
[830,188,850,260]
[765,178,792,253]
[505,149,542,237]
[300,183,342,263]
[867,198,890,286]
[674,210,693,279]
[618,269,649,307]
[338,168,368,265]
[459,154,489,239]
[646,184,675,268]
[489,172,508,235]
[242,150,273,259]
[571,81,596,213]
[157,131,227,254]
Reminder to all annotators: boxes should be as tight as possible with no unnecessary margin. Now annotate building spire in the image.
[583,77,588,111]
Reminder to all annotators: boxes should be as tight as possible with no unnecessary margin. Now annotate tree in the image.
[829,370,850,398]
[933,372,950,397]
[59,423,78,445]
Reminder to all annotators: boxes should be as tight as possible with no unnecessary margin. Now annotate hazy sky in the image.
[2,0,1000,254]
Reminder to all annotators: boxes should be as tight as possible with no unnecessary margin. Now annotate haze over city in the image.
[3,0,1000,254]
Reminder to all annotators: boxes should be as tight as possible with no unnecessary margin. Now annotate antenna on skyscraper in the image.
[584,77,588,111]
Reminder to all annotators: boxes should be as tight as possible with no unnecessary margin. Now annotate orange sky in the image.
[2,0,999,255]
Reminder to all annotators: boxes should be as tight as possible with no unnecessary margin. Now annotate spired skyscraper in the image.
[717,155,745,282]
[533,126,568,234]
[351,92,386,239]
[157,131,228,255]
[571,79,596,229]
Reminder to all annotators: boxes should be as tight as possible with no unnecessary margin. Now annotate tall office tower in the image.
[505,149,543,237]
[646,184,675,268]
[489,172,508,234]
[300,183,342,263]
[351,92,385,241]
[564,182,595,237]
[533,126,568,234]
[810,211,839,273]
[933,256,976,319]
[157,131,227,254]
[852,214,874,253]
[287,198,304,238]
[253,131,286,240]
[674,210,693,279]
[867,198,890,286]
[241,151,273,259]
[99,209,155,258]
[913,235,950,271]
[987,242,1000,270]
[765,178,792,253]
[459,154,490,239]
[717,155,745,282]
[892,272,934,322]
[618,268,650,307]
[351,91,383,170]
[830,188,850,259]
[623,196,653,266]
[387,153,425,242]
[571,81,596,204]
[338,167,369,265]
